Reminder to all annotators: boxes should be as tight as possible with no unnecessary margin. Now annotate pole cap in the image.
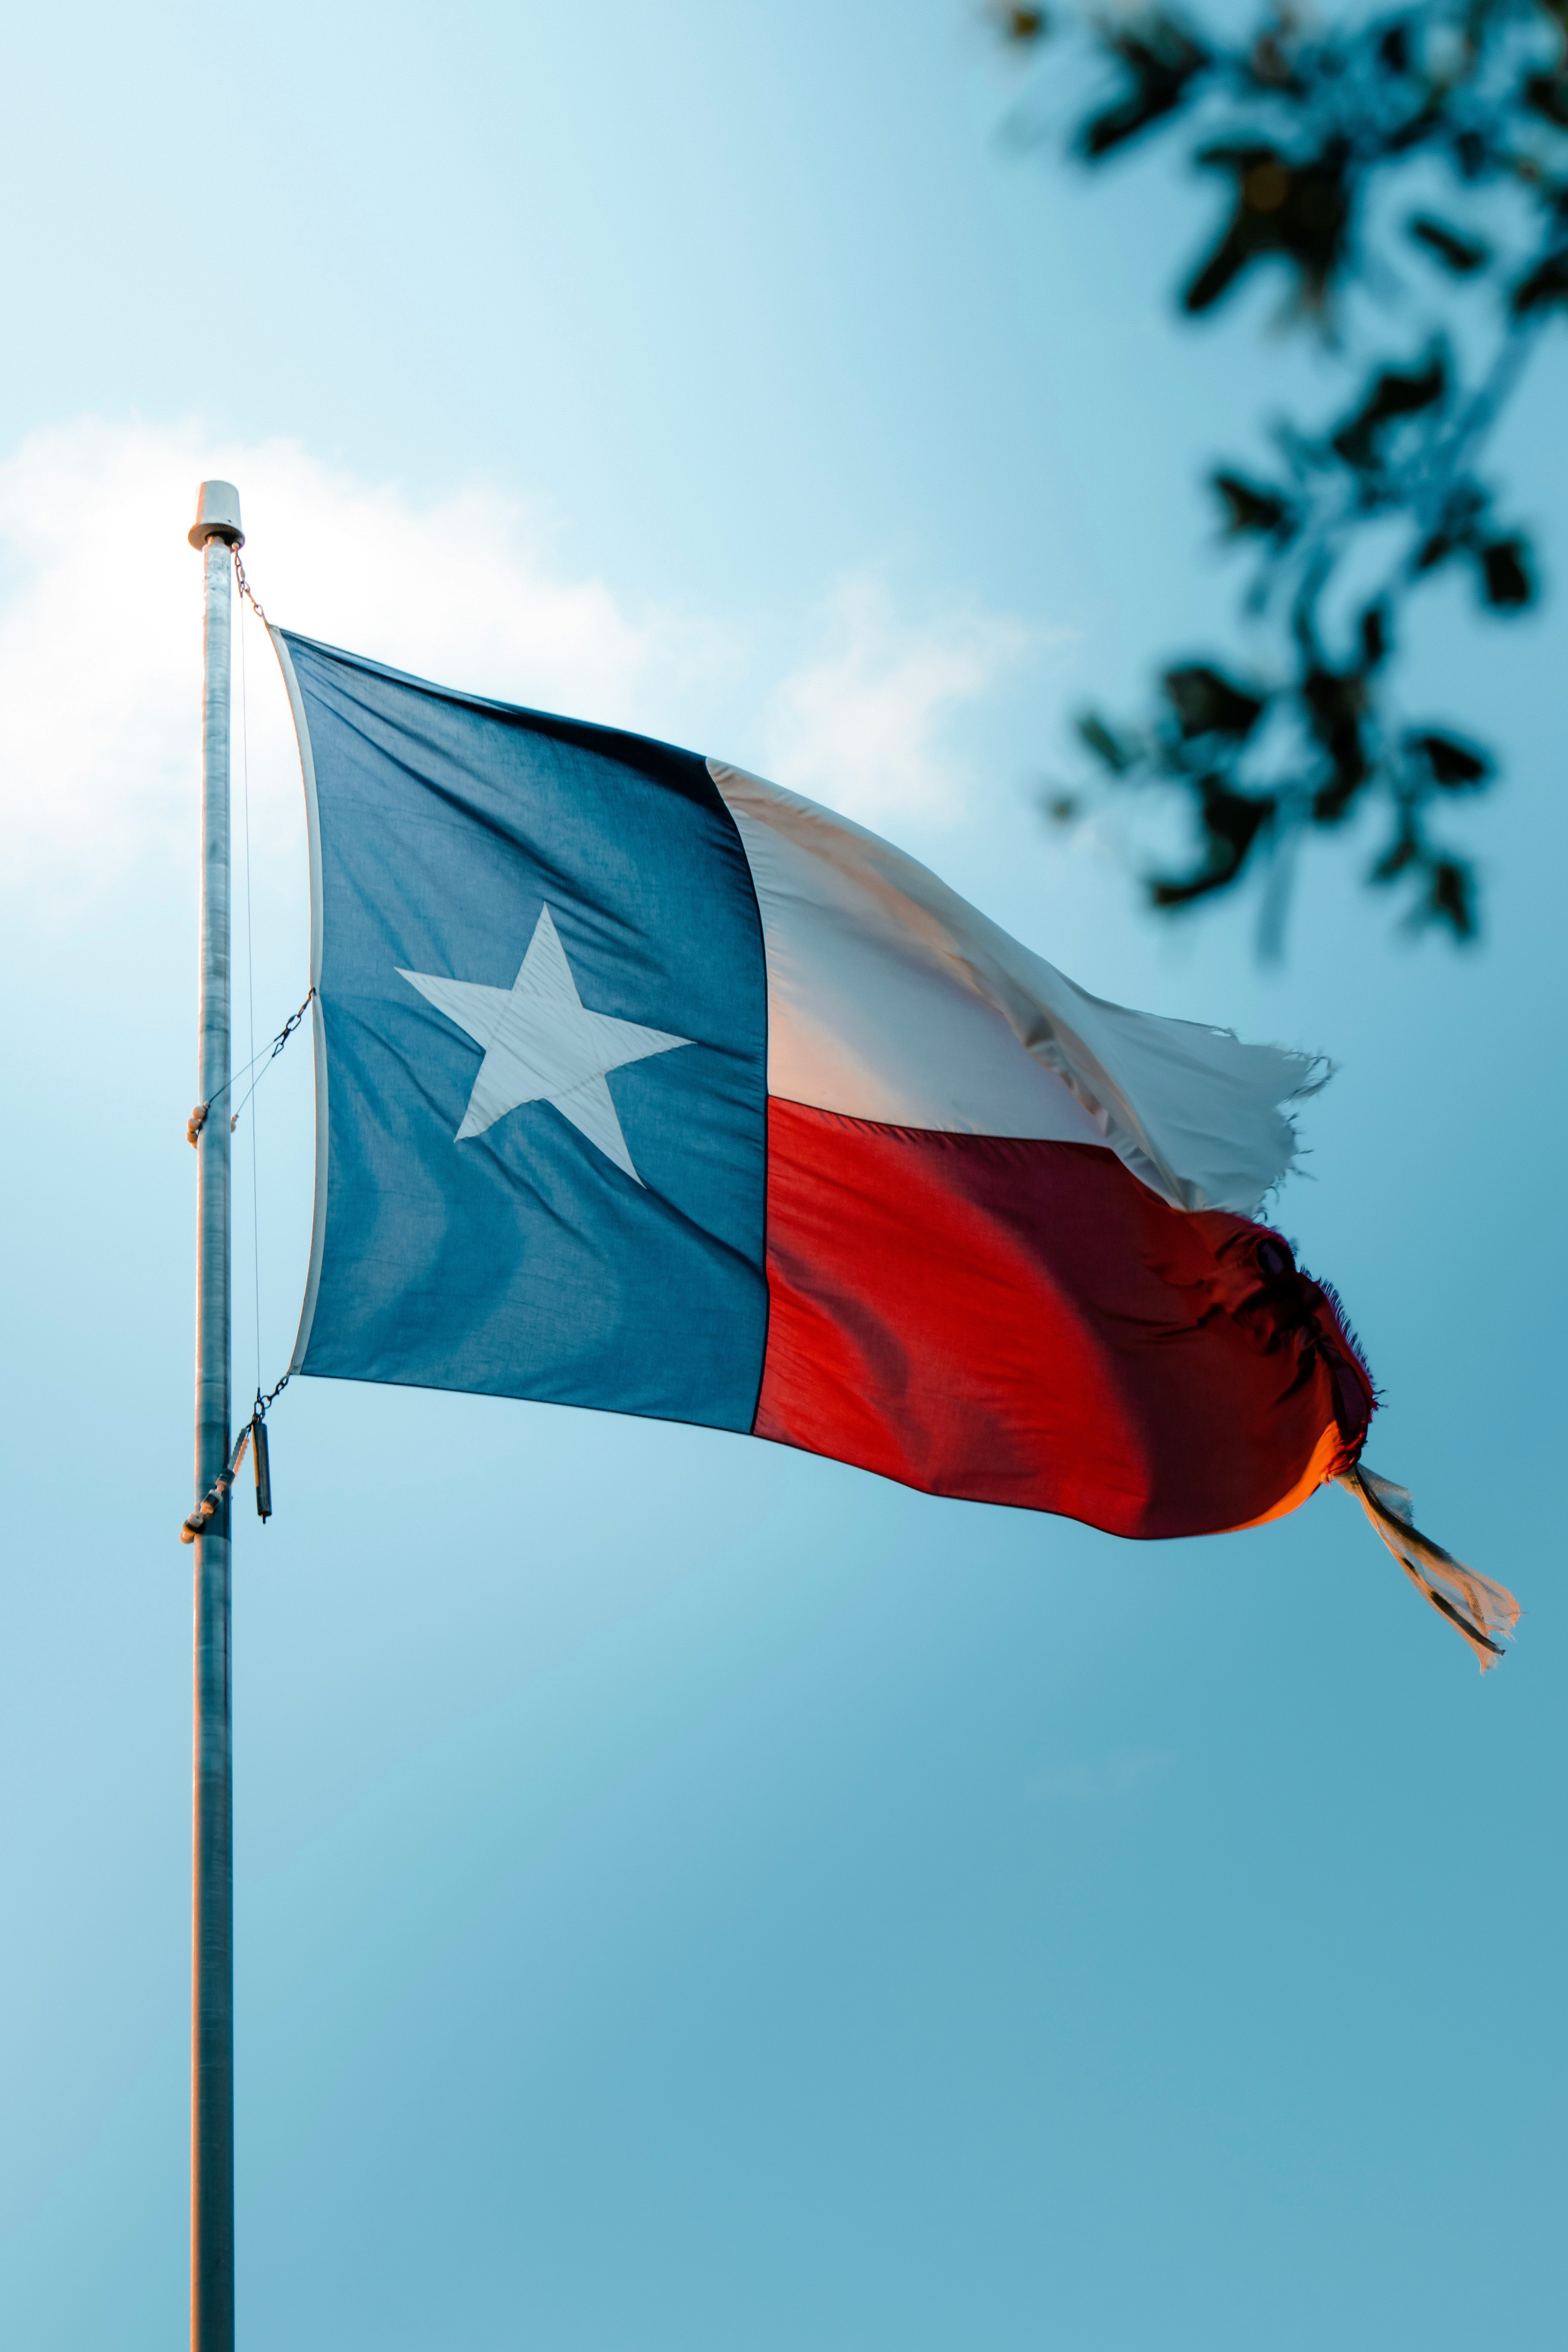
[189,480,244,550]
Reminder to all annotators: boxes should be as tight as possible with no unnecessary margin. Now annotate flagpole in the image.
[189,479,243,2352]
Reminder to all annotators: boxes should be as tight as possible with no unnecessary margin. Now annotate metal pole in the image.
[189,479,243,2352]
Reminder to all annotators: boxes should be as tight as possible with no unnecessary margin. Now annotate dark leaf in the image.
[1376,21,1412,74]
[1332,353,1447,468]
[1302,666,1366,737]
[1360,601,1391,669]
[1512,245,1568,315]
[1313,770,1366,824]
[1149,780,1275,906]
[1478,535,1534,608]
[1163,662,1267,737]
[1077,712,1139,773]
[1370,825,1421,883]
[1212,469,1293,537]
[1419,859,1478,940]
[1416,479,1486,570]
[1384,98,1443,156]
[1523,71,1568,129]
[1408,730,1491,788]
[1303,667,1368,819]
[1407,214,1490,274]
[1185,142,1353,315]
[1451,128,1488,181]
[1078,18,1210,160]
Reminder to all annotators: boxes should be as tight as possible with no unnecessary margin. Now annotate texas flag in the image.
[269,630,1517,1659]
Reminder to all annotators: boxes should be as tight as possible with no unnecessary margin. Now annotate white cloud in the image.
[759,573,1039,825]
[0,420,1042,900]
[0,418,686,898]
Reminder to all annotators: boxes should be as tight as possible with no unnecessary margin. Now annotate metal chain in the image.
[186,986,313,1144]
[233,546,268,624]
[224,987,315,1133]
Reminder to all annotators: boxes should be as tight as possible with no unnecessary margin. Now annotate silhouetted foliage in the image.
[992,0,1568,945]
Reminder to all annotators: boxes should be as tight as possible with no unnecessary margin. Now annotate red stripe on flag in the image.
[754,1099,1373,1540]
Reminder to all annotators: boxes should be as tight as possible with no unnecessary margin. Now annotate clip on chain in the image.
[178,1373,289,1543]
[186,987,314,1146]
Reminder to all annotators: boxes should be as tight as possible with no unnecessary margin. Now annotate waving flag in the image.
[271,630,1518,1660]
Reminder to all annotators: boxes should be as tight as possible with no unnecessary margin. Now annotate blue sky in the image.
[0,4,1563,2347]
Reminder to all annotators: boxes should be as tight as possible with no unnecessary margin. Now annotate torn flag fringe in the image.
[1338,1464,1520,1671]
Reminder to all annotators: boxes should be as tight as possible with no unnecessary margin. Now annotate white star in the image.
[398,904,691,1185]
